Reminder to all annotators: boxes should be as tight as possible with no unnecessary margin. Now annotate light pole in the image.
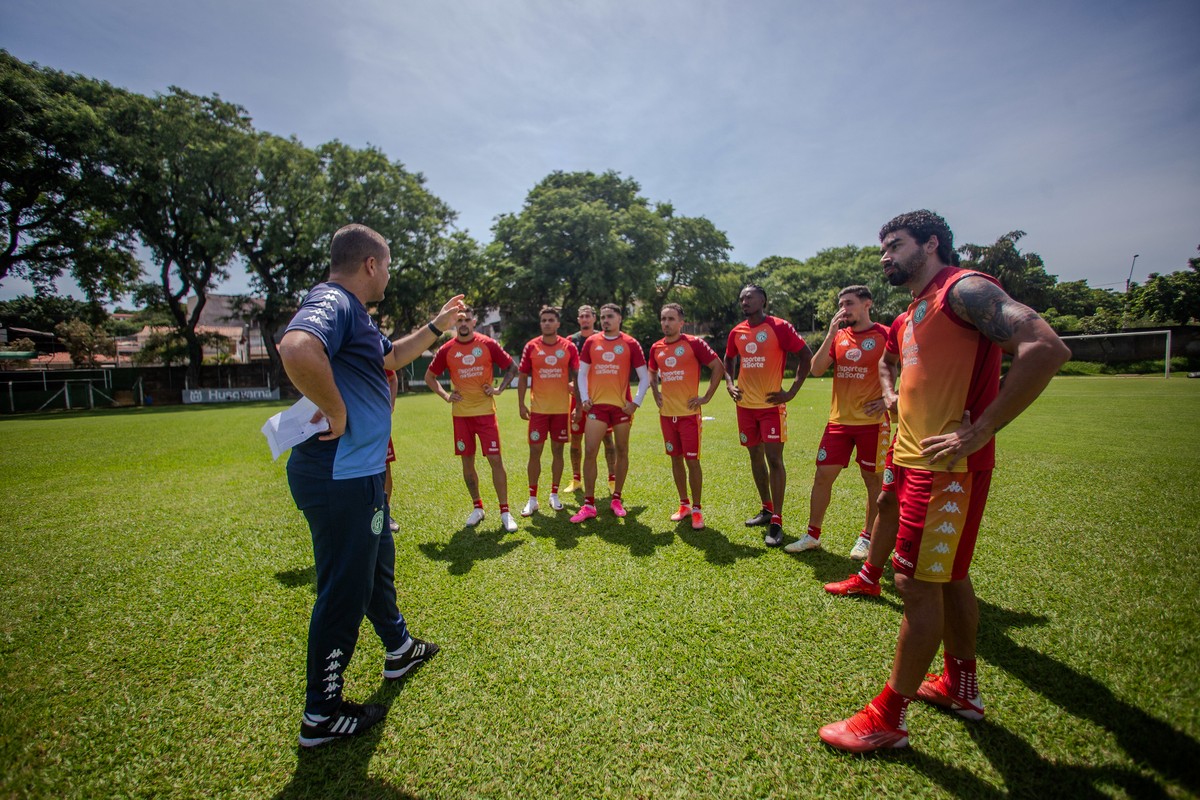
[1125,254,1140,294]
[1123,254,1140,329]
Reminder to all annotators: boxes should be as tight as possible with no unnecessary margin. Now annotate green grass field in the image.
[2,376,1198,799]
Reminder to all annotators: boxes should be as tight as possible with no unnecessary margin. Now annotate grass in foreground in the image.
[1,376,1198,798]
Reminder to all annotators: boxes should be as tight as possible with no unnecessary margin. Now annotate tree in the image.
[1127,259,1200,325]
[0,293,99,331]
[650,213,732,307]
[488,170,668,348]
[110,88,257,384]
[54,319,114,366]
[957,231,1057,310]
[0,51,141,299]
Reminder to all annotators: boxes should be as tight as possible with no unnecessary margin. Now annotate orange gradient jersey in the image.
[894,268,1002,472]
[725,317,806,409]
[829,323,889,425]
[649,335,720,417]
[518,335,579,414]
[580,332,645,407]
[429,334,513,417]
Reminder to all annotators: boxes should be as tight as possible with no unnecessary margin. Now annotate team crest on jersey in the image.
[755,331,768,343]
[555,349,565,358]
[817,447,827,461]
[472,346,484,357]
[740,432,748,444]
[545,355,558,366]
[602,351,616,362]
[674,345,686,356]
[614,345,625,355]
[530,430,541,442]
[862,338,877,350]
[665,356,677,368]
[745,342,758,354]
[845,348,862,363]
[456,440,466,452]
[371,509,384,535]
[913,300,928,324]
[462,355,476,366]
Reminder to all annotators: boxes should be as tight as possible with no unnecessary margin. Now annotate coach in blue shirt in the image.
[279,223,464,748]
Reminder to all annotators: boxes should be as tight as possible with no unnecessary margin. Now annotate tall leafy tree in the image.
[651,212,732,307]
[488,170,668,347]
[0,51,140,299]
[111,88,256,382]
[957,230,1057,310]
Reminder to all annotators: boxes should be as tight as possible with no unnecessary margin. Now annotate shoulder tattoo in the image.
[947,276,1041,344]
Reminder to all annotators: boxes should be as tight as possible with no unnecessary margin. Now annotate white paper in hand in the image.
[262,396,332,460]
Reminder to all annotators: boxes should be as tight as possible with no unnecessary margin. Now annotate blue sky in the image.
[2,0,1198,303]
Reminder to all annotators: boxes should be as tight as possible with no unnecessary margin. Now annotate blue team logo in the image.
[817,447,828,462]
[862,338,877,350]
[456,440,466,452]
[666,442,674,453]
[530,430,541,442]
[755,331,768,343]
[555,349,565,358]
[614,345,625,355]
[883,467,895,485]
[739,432,748,444]
[674,345,686,356]
[472,346,484,357]
[912,300,928,324]
[371,509,384,535]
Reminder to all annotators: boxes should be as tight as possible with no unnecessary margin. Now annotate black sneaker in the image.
[383,638,440,681]
[745,509,773,527]
[764,523,784,547]
[299,700,386,748]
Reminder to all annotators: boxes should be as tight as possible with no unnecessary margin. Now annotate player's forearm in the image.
[704,362,725,401]
[423,371,449,401]
[279,332,346,419]
[809,335,835,376]
[723,357,737,387]
[386,323,443,370]
[787,347,813,394]
[632,365,651,405]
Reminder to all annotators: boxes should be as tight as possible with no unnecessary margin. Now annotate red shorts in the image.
[816,421,890,472]
[659,414,702,460]
[891,466,992,583]
[587,403,631,428]
[386,437,396,464]
[528,412,569,445]
[452,415,502,457]
[571,395,614,436]
[736,405,787,447]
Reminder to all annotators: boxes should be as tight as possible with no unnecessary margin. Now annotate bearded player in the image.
[648,303,725,530]
[819,210,1069,753]
[786,286,890,556]
[516,306,579,516]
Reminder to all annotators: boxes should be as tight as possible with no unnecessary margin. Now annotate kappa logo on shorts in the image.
[912,300,929,324]
[817,447,828,461]
[740,432,748,444]
[939,501,962,514]
[946,481,964,493]
[674,345,686,356]
[755,331,768,343]
[933,542,951,554]
[928,562,945,574]
[456,439,466,452]
[530,430,541,441]
[895,553,914,568]
[936,522,957,535]
[862,338,877,350]
[371,509,385,536]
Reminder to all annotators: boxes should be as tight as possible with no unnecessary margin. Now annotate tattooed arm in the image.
[921,275,1071,466]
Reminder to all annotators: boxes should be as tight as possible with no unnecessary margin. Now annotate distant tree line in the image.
[3,51,1197,377]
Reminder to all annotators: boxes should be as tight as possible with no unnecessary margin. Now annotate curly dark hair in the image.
[879,210,955,265]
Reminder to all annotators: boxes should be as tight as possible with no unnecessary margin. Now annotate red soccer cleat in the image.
[819,702,909,753]
[916,673,985,720]
[669,504,690,522]
[824,573,882,597]
[691,509,705,530]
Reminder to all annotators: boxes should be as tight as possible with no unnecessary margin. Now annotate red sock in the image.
[551,483,559,494]
[860,527,872,542]
[529,485,538,498]
[473,498,484,510]
[585,496,595,507]
[680,497,690,506]
[859,562,884,584]
[691,503,701,511]
[770,514,782,526]
[608,473,616,482]
[871,684,911,729]
[762,501,775,513]
[613,492,622,501]
[945,654,978,699]
[806,524,821,540]
[499,503,510,514]
[573,473,581,481]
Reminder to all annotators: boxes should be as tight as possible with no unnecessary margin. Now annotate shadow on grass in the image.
[276,564,316,590]
[417,526,524,575]
[784,545,864,584]
[523,511,591,549]
[590,505,675,557]
[274,674,431,800]
[675,523,764,565]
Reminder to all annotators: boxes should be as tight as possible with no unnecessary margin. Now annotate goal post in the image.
[1058,329,1173,378]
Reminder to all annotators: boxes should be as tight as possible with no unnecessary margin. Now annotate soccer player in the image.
[819,210,1069,753]
[648,303,725,530]
[570,303,650,522]
[424,307,521,533]
[516,306,580,516]
[825,311,907,597]
[786,286,890,556]
[279,223,459,747]
[566,305,616,493]
[723,285,813,547]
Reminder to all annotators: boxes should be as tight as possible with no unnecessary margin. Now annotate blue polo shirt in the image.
[285,282,394,480]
